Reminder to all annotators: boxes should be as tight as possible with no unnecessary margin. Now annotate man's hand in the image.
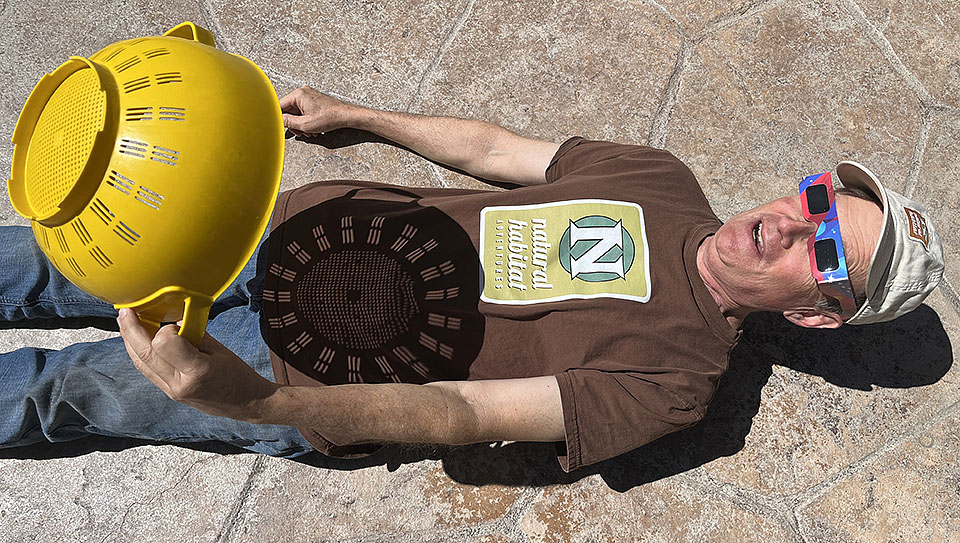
[280,86,363,138]
[117,308,279,423]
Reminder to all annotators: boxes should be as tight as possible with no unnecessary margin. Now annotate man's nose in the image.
[779,216,818,248]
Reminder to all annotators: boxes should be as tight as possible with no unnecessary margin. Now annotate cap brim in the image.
[835,161,893,322]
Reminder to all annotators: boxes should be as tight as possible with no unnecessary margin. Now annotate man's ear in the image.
[783,308,844,329]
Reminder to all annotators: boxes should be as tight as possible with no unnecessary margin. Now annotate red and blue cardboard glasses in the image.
[799,172,858,318]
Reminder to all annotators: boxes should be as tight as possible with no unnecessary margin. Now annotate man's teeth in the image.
[755,223,764,252]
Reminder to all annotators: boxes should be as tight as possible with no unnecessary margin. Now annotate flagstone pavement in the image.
[0,0,958,541]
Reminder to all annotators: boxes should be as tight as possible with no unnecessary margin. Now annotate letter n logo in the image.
[559,216,636,282]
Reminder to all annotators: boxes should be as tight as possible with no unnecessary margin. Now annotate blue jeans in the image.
[0,226,313,457]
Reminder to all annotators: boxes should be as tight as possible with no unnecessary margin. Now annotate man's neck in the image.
[696,237,748,330]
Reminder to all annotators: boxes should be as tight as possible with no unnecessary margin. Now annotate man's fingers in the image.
[283,113,309,132]
[152,324,206,372]
[278,89,302,114]
[118,308,178,384]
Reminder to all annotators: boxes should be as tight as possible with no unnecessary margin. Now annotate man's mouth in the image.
[753,221,764,255]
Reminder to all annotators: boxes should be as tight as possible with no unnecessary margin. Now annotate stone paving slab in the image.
[519,476,796,543]
[855,0,960,108]
[0,447,258,542]
[0,0,959,541]
[415,0,683,143]
[212,0,465,113]
[912,110,960,275]
[225,453,538,541]
[797,406,960,542]
[665,0,921,221]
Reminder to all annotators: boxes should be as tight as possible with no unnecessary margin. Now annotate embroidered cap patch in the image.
[904,207,930,249]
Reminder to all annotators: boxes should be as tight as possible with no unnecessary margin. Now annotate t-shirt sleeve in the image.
[544,137,589,182]
[545,137,677,184]
[554,368,707,472]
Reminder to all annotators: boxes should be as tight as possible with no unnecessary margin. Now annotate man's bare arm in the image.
[118,309,565,447]
[280,86,560,187]
[257,377,565,446]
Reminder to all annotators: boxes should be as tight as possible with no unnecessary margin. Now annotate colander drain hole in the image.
[118,140,181,167]
[262,290,292,303]
[124,107,186,123]
[115,56,142,73]
[54,229,69,253]
[419,260,456,282]
[125,107,154,122]
[91,198,115,225]
[143,48,170,59]
[123,76,150,94]
[287,241,311,265]
[150,146,180,166]
[122,72,183,94]
[269,263,297,282]
[90,246,113,268]
[424,287,460,301]
[119,139,148,158]
[135,186,164,210]
[71,219,92,246]
[393,346,429,379]
[154,72,183,85]
[66,257,86,278]
[113,221,141,246]
[158,107,185,121]
[100,47,126,63]
[107,170,135,195]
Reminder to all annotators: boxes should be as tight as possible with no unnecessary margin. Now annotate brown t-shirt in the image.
[261,138,740,471]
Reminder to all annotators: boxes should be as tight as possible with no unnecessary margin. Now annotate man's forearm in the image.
[281,87,560,186]
[351,107,522,183]
[253,381,481,447]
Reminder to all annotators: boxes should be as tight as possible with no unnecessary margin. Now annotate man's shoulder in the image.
[554,137,686,165]
[550,138,694,181]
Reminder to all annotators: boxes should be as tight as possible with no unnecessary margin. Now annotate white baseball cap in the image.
[835,161,944,325]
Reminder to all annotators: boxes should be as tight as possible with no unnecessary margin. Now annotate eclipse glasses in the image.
[799,172,858,317]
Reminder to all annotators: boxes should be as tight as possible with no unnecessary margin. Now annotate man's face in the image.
[698,193,883,324]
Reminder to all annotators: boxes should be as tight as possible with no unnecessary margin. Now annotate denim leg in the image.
[0,225,266,322]
[0,227,312,457]
[209,227,269,319]
[0,302,311,456]
[0,226,116,321]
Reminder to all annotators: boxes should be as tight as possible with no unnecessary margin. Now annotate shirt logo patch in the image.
[479,199,650,304]
[559,217,635,281]
[904,207,930,250]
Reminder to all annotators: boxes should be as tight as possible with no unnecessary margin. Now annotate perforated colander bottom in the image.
[24,68,104,217]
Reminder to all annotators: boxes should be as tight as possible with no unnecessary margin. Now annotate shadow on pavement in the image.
[0,435,443,473]
[0,316,119,332]
[438,304,953,491]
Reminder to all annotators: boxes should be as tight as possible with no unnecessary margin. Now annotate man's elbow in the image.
[424,382,486,446]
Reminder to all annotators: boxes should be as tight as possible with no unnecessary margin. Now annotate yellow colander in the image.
[7,22,284,343]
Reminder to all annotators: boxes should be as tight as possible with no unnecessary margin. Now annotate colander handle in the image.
[164,22,216,48]
[179,296,213,345]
